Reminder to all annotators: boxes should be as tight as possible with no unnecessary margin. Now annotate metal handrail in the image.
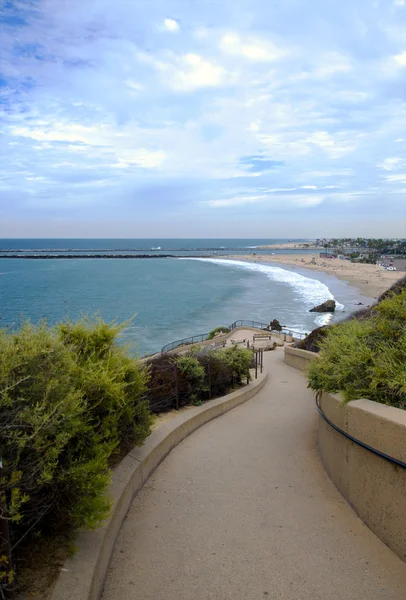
[229,320,270,331]
[160,333,211,354]
[315,395,406,469]
[281,329,307,340]
[160,320,307,353]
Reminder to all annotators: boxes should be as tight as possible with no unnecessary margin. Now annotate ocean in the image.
[0,238,310,254]
[0,239,371,356]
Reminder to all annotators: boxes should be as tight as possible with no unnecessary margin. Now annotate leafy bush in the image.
[145,353,179,413]
[307,291,406,409]
[176,356,206,398]
[0,318,151,593]
[197,350,236,397]
[297,275,406,353]
[222,346,253,384]
[58,318,152,450]
[207,326,230,340]
[146,345,253,412]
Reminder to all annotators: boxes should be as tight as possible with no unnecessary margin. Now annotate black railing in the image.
[229,320,270,331]
[161,333,211,354]
[161,320,307,354]
[281,329,307,340]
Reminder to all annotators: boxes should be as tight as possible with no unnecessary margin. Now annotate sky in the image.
[0,0,406,238]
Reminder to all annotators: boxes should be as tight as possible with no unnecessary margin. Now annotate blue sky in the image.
[1,0,406,238]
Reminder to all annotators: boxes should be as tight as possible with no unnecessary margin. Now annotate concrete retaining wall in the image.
[284,345,318,370]
[50,370,268,600]
[283,345,406,562]
[318,392,406,562]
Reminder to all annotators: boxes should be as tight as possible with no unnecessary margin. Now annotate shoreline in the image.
[257,242,317,250]
[221,254,403,300]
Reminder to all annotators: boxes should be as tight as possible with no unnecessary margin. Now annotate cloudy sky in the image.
[1,0,406,238]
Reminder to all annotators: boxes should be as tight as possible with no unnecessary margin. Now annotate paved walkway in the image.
[102,349,406,600]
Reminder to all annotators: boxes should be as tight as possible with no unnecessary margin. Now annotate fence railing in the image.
[161,333,211,354]
[229,320,270,331]
[161,320,307,353]
[281,329,307,340]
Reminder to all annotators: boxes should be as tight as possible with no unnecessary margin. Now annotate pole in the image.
[255,351,258,379]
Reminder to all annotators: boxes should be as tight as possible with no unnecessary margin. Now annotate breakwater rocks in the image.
[0,254,211,260]
[0,246,263,253]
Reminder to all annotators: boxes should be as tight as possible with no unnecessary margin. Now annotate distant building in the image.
[319,252,337,258]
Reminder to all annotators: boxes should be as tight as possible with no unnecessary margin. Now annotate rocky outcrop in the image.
[309,300,336,313]
[269,319,283,331]
[294,325,330,352]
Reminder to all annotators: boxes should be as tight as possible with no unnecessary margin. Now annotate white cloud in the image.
[175,54,229,89]
[125,79,144,91]
[205,193,324,208]
[394,51,406,65]
[298,196,324,207]
[163,18,180,32]
[303,170,353,177]
[385,173,406,182]
[260,188,297,192]
[10,121,167,170]
[394,0,405,6]
[140,52,232,90]
[11,124,98,144]
[378,157,404,170]
[112,149,167,169]
[258,130,356,160]
[206,194,267,207]
[294,53,351,79]
[219,33,285,62]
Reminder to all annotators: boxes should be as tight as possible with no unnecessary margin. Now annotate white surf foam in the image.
[181,258,344,321]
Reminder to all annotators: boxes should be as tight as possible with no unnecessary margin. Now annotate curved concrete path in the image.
[102,349,406,600]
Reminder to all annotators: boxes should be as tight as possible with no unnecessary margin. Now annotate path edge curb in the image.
[50,371,268,600]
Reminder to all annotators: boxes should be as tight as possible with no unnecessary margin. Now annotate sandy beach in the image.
[223,253,403,299]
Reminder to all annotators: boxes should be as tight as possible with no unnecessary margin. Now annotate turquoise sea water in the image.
[0,238,309,253]
[0,239,371,355]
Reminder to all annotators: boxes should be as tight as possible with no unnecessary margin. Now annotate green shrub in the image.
[58,318,152,450]
[146,345,253,412]
[222,346,253,384]
[145,353,178,413]
[307,291,406,409]
[176,355,206,400]
[207,326,230,340]
[0,318,152,593]
[198,350,235,397]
